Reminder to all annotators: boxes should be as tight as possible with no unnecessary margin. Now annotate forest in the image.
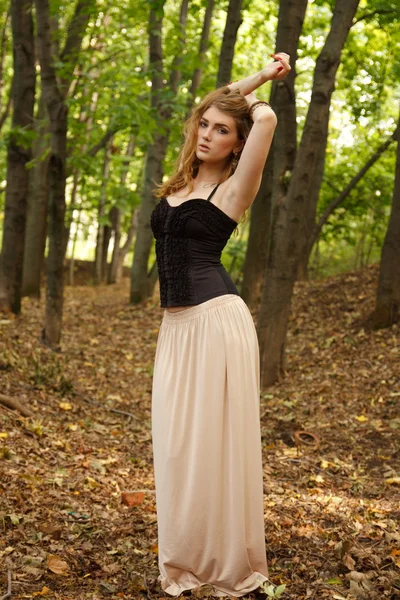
[0,0,399,599]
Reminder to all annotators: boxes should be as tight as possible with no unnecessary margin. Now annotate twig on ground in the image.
[0,569,12,600]
[72,390,139,419]
[0,394,33,417]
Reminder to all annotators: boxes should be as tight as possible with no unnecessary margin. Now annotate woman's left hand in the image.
[262,52,291,81]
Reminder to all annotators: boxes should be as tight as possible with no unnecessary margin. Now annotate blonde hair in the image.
[157,87,252,198]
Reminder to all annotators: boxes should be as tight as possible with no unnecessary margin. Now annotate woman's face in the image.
[196,106,242,164]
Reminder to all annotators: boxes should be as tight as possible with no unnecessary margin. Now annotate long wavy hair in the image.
[156,87,253,198]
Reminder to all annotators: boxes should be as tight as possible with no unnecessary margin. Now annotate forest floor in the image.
[0,263,399,600]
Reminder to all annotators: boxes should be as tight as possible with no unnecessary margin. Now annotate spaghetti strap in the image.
[206,184,219,202]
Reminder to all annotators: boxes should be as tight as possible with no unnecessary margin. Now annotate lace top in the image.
[150,186,239,308]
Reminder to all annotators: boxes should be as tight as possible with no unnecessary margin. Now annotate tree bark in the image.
[241,0,308,307]
[109,133,136,284]
[258,0,360,388]
[130,0,189,303]
[372,116,400,328]
[189,0,215,102]
[216,0,244,86]
[0,393,34,417]
[0,0,35,314]
[35,0,96,347]
[23,0,97,299]
[21,95,49,298]
[0,9,10,122]
[94,141,112,284]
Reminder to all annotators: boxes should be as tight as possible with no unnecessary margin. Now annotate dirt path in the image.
[0,264,399,599]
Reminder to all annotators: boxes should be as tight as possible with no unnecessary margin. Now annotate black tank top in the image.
[150,185,239,308]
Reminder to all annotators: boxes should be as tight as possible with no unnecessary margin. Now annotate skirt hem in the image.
[160,572,269,598]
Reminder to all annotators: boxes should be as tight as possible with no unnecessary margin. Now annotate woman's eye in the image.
[200,122,207,127]
[219,129,228,134]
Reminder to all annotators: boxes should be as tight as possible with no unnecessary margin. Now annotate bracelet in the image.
[249,101,271,118]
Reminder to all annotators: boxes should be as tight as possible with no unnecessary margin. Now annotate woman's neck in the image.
[195,163,225,186]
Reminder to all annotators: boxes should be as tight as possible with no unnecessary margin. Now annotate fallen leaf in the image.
[121,491,145,506]
[33,587,52,597]
[47,554,69,576]
[385,477,400,485]
[59,402,72,411]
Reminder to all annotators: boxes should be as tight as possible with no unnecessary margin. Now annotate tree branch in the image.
[59,0,97,94]
[310,129,397,249]
[168,0,189,94]
[0,394,34,417]
[87,126,118,157]
[352,8,397,26]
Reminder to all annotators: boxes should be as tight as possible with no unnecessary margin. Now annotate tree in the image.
[241,0,309,307]
[372,114,400,328]
[257,0,361,388]
[23,0,98,299]
[216,0,244,86]
[0,0,35,314]
[34,0,96,346]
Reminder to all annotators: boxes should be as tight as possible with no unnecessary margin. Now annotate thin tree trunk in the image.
[241,0,308,307]
[23,2,97,299]
[109,133,136,284]
[258,0,360,388]
[35,0,96,347]
[189,0,215,103]
[94,142,112,284]
[216,0,244,86]
[22,95,49,298]
[68,185,83,286]
[130,0,189,303]
[0,9,10,117]
[0,0,35,314]
[372,116,400,328]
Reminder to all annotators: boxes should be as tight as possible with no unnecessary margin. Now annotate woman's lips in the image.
[198,144,210,151]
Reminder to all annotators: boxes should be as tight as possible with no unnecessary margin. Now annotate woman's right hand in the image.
[262,52,291,81]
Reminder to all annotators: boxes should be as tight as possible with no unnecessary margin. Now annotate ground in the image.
[0,264,399,600]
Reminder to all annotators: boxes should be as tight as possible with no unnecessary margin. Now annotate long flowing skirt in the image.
[152,294,268,597]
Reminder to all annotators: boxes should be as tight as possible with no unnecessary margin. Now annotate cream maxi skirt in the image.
[152,294,268,597]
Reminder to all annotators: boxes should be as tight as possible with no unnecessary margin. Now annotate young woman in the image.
[150,53,291,597]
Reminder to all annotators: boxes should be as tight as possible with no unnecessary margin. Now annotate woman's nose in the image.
[202,128,212,140]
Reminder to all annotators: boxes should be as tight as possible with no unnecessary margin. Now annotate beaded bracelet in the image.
[249,101,271,118]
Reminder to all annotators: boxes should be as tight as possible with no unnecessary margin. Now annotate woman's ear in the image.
[234,141,245,154]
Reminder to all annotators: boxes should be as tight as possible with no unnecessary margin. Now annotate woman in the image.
[150,53,291,597]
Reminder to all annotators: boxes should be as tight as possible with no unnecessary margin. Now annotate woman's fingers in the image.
[271,52,290,62]
[271,53,291,77]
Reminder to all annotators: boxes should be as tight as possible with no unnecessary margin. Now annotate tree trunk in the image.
[22,95,49,298]
[0,0,35,314]
[94,142,112,284]
[241,162,274,306]
[216,0,243,86]
[35,0,96,347]
[130,0,188,303]
[68,175,82,287]
[0,9,10,124]
[258,0,360,388]
[23,0,97,299]
[241,0,308,307]
[189,0,215,103]
[109,133,136,284]
[372,117,400,328]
